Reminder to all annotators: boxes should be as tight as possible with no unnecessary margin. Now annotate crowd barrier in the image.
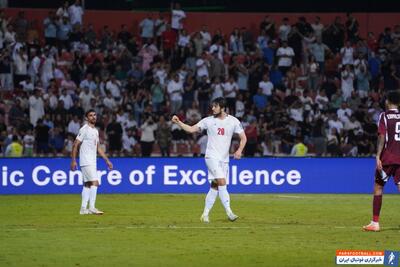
[0,157,397,194]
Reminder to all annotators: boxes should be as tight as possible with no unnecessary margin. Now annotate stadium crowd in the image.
[0,1,399,157]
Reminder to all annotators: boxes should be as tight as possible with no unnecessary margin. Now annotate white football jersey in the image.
[76,124,99,167]
[196,115,244,162]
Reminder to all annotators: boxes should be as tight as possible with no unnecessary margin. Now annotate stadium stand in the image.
[0,4,399,157]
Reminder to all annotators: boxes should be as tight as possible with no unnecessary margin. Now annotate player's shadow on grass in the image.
[379,226,400,232]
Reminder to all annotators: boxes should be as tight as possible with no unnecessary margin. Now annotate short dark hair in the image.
[85,109,96,117]
[387,91,400,105]
[211,97,226,109]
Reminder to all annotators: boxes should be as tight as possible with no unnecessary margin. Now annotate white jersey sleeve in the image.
[233,117,244,134]
[76,126,86,142]
[196,117,210,131]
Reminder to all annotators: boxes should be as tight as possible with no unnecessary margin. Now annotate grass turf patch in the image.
[0,194,399,266]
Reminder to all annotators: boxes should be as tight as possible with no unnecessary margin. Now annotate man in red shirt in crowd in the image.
[161,24,177,60]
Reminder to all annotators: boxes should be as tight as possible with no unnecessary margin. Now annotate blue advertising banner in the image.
[0,157,396,194]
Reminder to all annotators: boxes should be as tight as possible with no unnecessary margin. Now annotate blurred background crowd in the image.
[0,1,399,157]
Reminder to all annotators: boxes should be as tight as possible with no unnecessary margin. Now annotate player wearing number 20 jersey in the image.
[363,91,400,232]
[171,97,247,223]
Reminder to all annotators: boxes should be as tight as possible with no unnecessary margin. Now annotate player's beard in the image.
[213,111,222,118]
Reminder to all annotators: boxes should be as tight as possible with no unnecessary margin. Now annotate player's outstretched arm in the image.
[234,132,247,159]
[70,139,81,170]
[97,145,113,170]
[171,115,199,133]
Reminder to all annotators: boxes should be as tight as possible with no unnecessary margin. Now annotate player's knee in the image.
[373,184,383,195]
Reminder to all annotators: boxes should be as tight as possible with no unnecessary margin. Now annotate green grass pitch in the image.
[0,194,399,266]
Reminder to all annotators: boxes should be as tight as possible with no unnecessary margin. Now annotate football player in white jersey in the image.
[172,97,247,223]
[71,109,113,215]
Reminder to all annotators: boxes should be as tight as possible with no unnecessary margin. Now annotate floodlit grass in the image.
[0,194,399,266]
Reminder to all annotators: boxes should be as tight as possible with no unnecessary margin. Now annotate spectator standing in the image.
[140,116,157,157]
[171,2,186,31]
[156,116,172,156]
[29,89,45,127]
[68,0,84,26]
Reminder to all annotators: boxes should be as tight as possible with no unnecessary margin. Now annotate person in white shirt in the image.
[167,74,184,114]
[276,41,295,74]
[195,132,208,156]
[71,109,113,215]
[139,15,155,41]
[68,0,84,26]
[235,93,245,118]
[171,2,186,31]
[211,77,224,100]
[28,50,41,84]
[196,53,209,80]
[106,75,122,99]
[79,87,94,111]
[29,89,44,126]
[311,16,324,40]
[19,76,34,92]
[258,74,274,97]
[67,115,81,135]
[59,89,73,110]
[341,65,355,101]
[56,1,70,19]
[328,114,344,134]
[200,25,211,49]
[13,48,28,84]
[172,97,247,223]
[278,17,291,41]
[40,52,55,89]
[340,41,354,66]
[223,76,239,114]
[140,116,158,156]
[337,102,352,123]
[122,129,137,155]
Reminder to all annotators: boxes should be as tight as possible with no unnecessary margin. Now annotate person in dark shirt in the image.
[117,24,132,45]
[35,119,50,154]
[69,99,84,120]
[106,117,123,155]
[364,91,400,232]
[49,127,65,154]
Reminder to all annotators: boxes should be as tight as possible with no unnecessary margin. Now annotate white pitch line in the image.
[126,226,251,229]
[275,195,307,199]
[87,227,115,230]
[8,228,37,231]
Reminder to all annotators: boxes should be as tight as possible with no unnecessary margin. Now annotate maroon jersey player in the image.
[363,91,400,232]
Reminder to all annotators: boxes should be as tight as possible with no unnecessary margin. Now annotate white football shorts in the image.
[81,165,98,183]
[205,158,229,181]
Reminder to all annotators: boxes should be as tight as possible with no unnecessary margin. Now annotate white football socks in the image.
[218,185,233,215]
[81,187,90,209]
[203,188,218,216]
[89,186,98,209]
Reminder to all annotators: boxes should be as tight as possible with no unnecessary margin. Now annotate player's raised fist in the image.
[171,115,180,124]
